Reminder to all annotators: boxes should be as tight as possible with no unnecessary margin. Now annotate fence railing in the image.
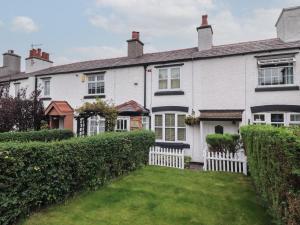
[203,149,247,175]
[149,146,184,169]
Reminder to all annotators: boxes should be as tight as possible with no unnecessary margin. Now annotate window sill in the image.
[255,86,299,92]
[154,90,184,96]
[154,142,190,149]
[83,95,105,99]
[40,97,52,101]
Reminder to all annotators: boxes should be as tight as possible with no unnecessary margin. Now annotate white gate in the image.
[149,146,184,169]
[203,149,247,175]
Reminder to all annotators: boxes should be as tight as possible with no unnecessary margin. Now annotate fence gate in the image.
[203,149,247,175]
[149,146,184,169]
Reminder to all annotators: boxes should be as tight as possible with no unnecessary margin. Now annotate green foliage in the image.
[184,115,200,126]
[76,98,118,131]
[206,133,241,153]
[0,129,74,142]
[241,125,300,225]
[184,156,192,168]
[0,130,155,225]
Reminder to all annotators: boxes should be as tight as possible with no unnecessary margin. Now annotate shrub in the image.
[0,130,155,225]
[241,125,300,225]
[0,129,74,142]
[206,133,241,153]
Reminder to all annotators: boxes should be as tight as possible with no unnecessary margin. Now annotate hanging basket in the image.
[185,115,200,126]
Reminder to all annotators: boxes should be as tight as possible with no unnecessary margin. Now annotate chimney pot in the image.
[201,15,208,26]
[37,48,42,56]
[132,31,140,40]
[8,50,14,54]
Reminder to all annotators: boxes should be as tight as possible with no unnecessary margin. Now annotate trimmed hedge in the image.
[206,133,241,153]
[0,129,74,142]
[241,125,300,225]
[0,130,155,225]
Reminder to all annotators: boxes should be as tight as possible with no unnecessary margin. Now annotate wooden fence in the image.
[203,149,247,175]
[149,146,185,169]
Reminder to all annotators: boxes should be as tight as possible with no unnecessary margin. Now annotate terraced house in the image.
[1,6,300,163]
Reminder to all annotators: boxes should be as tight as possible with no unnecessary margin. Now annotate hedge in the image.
[0,130,155,225]
[241,125,300,225]
[206,133,241,153]
[0,129,74,142]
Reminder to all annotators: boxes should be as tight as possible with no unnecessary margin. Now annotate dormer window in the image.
[158,67,180,90]
[258,57,295,86]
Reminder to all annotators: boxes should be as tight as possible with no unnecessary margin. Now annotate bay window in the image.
[154,113,186,142]
[253,114,266,125]
[270,113,284,127]
[158,67,180,90]
[290,114,300,126]
[87,74,105,95]
[258,57,295,86]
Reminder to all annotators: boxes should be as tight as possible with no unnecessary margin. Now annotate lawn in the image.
[21,166,271,225]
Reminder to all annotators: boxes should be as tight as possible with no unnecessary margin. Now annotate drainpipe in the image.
[33,76,38,130]
[143,65,147,108]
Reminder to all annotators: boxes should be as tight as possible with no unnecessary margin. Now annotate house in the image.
[1,6,300,163]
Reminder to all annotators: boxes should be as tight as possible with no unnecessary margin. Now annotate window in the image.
[142,116,149,130]
[215,125,224,134]
[158,67,180,90]
[89,116,105,136]
[87,74,105,95]
[253,114,266,125]
[271,113,284,127]
[43,79,50,96]
[14,83,20,97]
[290,114,300,126]
[154,114,186,142]
[258,57,294,86]
[116,117,130,132]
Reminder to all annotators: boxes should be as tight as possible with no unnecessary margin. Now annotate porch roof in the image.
[116,100,149,116]
[198,110,243,121]
[45,101,74,116]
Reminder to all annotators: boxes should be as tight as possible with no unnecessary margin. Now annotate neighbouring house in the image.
[1,6,300,163]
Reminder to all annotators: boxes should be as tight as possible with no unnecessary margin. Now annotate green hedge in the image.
[0,129,74,142]
[0,130,155,225]
[241,125,300,225]
[206,133,241,153]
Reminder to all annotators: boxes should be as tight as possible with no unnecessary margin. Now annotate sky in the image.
[0,0,300,69]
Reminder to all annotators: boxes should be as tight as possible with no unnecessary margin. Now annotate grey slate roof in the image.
[0,72,28,83]
[2,38,300,82]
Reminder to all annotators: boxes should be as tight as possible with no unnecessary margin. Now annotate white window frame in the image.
[43,79,51,97]
[289,113,300,126]
[116,116,130,132]
[270,113,285,127]
[153,113,186,142]
[14,83,20,97]
[88,115,105,136]
[87,73,105,95]
[257,57,295,87]
[158,67,181,90]
[142,116,149,130]
[253,113,266,125]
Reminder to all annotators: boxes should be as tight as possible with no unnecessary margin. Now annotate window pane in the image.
[290,114,300,122]
[165,114,175,127]
[177,115,186,127]
[165,128,175,141]
[97,74,104,81]
[271,114,284,123]
[155,115,162,126]
[177,128,186,141]
[254,114,265,122]
[159,80,168,89]
[155,128,162,139]
[171,79,180,89]
[44,80,50,96]
[171,68,180,79]
[159,69,168,79]
[88,76,95,81]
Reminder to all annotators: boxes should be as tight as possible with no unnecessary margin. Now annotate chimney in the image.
[25,48,53,73]
[276,6,300,42]
[127,31,144,58]
[197,15,213,51]
[0,50,21,77]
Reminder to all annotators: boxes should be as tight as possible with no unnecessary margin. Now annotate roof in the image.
[2,38,300,83]
[276,6,300,26]
[0,72,28,83]
[45,101,74,116]
[116,100,149,115]
[199,110,243,121]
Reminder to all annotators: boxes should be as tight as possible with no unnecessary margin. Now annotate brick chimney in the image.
[197,15,213,51]
[25,48,53,73]
[127,31,144,58]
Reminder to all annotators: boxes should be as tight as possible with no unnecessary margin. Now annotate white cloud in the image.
[0,20,4,28]
[11,16,38,33]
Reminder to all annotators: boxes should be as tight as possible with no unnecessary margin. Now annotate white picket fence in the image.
[203,149,247,175]
[149,146,185,169]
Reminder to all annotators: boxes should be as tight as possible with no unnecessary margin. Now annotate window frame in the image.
[270,113,285,127]
[43,79,51,97]
[14,83,20,97]
[158,67,181,91]
[88,115,105,136]
[154,113,186,142]
[86,73,105,96]
[289,113,300,126]
[116,116,130,132]
[253,113,266,125]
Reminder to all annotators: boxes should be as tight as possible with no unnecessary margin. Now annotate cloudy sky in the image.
[0,0,299,68]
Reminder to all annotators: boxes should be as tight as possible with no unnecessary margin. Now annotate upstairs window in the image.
[158,67,180,90]
[87,74,105,95]
[258,57,295,86]
[43,79,50,96]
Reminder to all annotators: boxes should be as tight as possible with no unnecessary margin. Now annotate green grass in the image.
[21,167,271,225]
